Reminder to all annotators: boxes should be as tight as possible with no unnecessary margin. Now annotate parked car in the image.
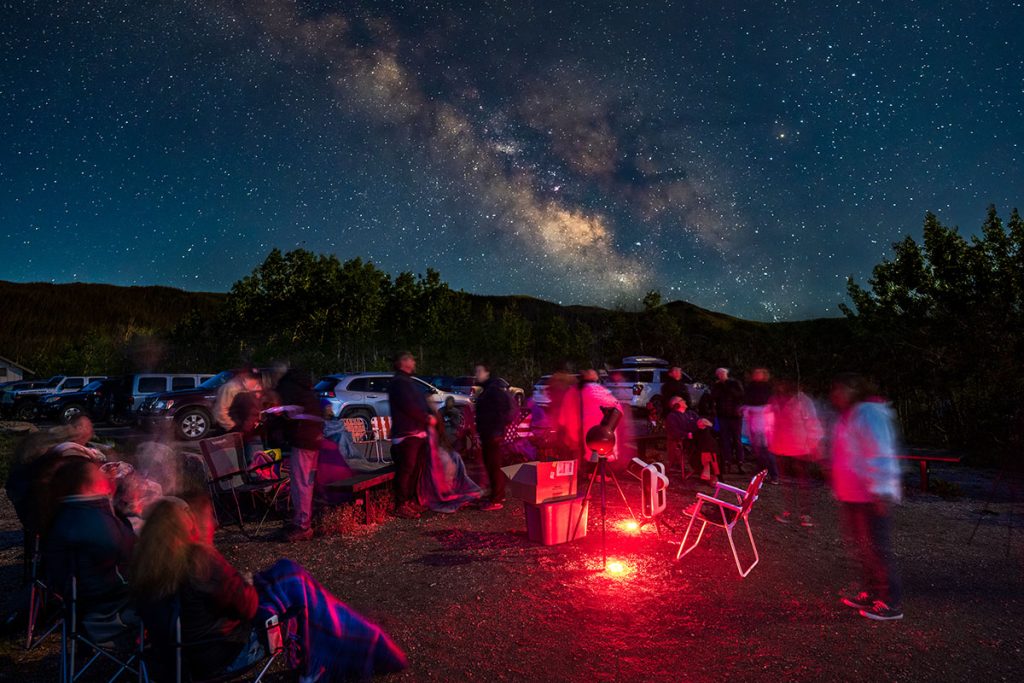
[602,356,707,415]
[316,372,472,427]
[451,375,526,405]
[137,369,277,441]
[530,374,580,407]
[1,374,107,420]
[424,375,457,392]
[36,378,116,424]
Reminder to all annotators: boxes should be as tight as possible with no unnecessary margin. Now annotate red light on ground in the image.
[616,519,641,534]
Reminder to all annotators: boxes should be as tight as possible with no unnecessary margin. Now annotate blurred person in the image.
[274,368,323,542]
[660,366,688,417]
[43,458,138,644]
[711,367,745,473]
[440,395,464,443]
[743,368,778,483]
[387,352,433,519]
[770,378,824,526]
[132,495,406,681]
[557,369,630,466]
[830,374,903,621]
[51,414,107,461]
[474,362,518,511]
[418,415,483,513]
[214,369,262,433]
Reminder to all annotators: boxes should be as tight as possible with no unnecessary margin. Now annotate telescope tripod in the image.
[572,454,638,569]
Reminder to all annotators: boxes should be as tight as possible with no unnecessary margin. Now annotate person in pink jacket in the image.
[830,373,903,622]
[768,378,823,527]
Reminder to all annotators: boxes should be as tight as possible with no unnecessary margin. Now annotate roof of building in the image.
[0,355,35,375]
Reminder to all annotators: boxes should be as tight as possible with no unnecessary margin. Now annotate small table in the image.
[896,453,962,493]
[325,467,396,522]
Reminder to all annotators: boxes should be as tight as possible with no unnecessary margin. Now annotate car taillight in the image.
[632,384,643,396]
[323,391,336,398]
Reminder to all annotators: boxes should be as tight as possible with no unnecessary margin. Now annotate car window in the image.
[45,376,64,388]
[137,376,168,394]
[347,378,370,392]
[413,379,436,395]
[199,371,232,389]
[637,371,655,383]
[63,378,85,391]
[171,377,196,390]
[610,371,637,383]
[82,380,103,392]
[313,379,337,392]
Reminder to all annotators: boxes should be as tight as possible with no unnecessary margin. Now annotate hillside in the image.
[0,280,224,365]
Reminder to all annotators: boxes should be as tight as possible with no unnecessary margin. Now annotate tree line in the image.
[9,205,1023,461]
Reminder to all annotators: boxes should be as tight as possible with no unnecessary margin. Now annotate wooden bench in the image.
[896,453,962,493]
[325,466,396,522]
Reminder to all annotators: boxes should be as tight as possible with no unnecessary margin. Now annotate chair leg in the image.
[25,581,38,650]
[725,516,760,578]
[676,507,708,560]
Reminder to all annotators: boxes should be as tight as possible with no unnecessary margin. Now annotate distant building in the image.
[0,356,34,383]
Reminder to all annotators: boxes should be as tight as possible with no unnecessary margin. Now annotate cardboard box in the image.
[501,460,578,504]
[524,495,589,545]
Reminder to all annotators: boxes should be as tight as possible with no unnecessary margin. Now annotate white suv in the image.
[316,372,472,426]
[603,356,706,414]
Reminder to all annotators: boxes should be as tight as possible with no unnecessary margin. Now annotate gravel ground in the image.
[1,455,1022,682]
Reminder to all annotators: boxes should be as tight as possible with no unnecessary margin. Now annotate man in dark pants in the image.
[474,363,517,511]
[387,352,433,519]
[660,366,688,417]
[711,367,745,473]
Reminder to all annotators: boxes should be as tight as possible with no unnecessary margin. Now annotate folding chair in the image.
[676,470,768,577]
[25,534,62,650]
[60,575,143,683]
[368,417,393,463]
[199,433,289,536]
[342,418,376,458]
[141,597,293,683]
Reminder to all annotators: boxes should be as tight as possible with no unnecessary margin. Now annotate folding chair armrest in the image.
[695,493,741,512]
[714,481,746,497]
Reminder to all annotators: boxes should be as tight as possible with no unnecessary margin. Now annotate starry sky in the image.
[3,1,1022,321]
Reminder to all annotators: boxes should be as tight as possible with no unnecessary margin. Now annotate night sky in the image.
[3,1,1022,320]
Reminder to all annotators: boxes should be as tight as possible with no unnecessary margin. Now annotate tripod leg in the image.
[571,461,599,543]
[608,469,638,523]
[600,458,607,569]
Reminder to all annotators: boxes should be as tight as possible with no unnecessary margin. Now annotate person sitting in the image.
[50,415,108,461]
[132,494,407,681]
[665,397,716,482]
[418,414,483,513]
[43,458,138,644]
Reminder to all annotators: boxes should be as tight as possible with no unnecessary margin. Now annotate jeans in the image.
[481,437,506,503]
[778,455,812,516]
[840,502,902,607]
[718,416,744,466]
[749,431,778,480]
[290,447,318,530]
[392,437,428,507]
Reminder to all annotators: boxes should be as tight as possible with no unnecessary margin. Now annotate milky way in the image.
[2,1,1022,319]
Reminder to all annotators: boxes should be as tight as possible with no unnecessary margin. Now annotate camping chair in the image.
[25,534,62,650]
[676,470,768,578]
[368,417,393,463]
[60,575,143,683]
[140,597,296,683]
[342,418,376,458]
[199,433,289,536]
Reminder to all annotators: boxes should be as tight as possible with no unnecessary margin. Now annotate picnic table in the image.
[325,466,396,522]
[897,451,962,493]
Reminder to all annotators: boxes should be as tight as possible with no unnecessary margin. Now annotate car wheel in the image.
[61,404,85,423]
[176,408,211,441]
[108,411,132,427]
[14,403,36,421]
[343,408,375,435]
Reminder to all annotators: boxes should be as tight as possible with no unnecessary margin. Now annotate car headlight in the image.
[152,400,173,411]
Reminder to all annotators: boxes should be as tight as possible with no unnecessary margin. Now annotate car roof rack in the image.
[621,356,669,367]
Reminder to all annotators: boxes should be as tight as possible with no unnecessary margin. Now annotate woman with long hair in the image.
[132,495,407,680]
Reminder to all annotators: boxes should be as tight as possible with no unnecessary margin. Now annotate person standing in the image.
[660,366,688,416]
[388,352,433,519]
[275,368,322,542]
[474,363,517,511]
[711,368,745,473]
[830,374,903,621]
[769,378,823,526]
[742,368,777,483]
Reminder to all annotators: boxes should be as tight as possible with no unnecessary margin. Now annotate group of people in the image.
[3,411,408,680]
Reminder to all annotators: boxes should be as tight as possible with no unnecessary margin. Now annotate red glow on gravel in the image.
[617,520,641,534]
[604,560,635,579]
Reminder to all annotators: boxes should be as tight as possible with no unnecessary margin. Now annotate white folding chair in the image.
[369,417,393,463]
[676,470,768,577]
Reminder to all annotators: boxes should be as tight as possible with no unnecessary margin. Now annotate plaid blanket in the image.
[254,559,407,681]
